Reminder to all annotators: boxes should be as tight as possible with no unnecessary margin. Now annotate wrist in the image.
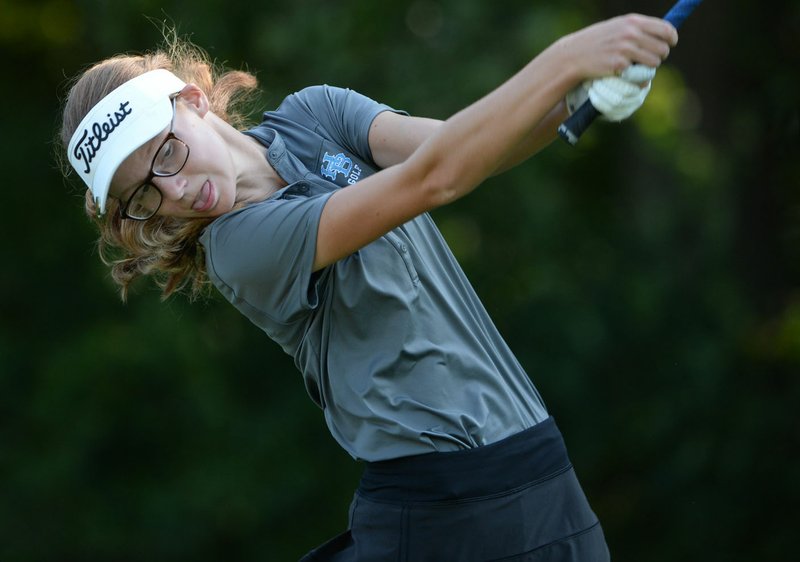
[547,34,586,91]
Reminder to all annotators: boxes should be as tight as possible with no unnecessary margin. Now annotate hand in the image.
[556,14,678,82]
[566,64,656,122]
[591,64,657,121]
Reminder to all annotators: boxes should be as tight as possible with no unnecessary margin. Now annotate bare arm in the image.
[368,113,441,169]
[492,100,568,175]
[314,14,678,271]
[368,100,567,175]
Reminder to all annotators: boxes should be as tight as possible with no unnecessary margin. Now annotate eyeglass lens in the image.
[125,138,189,219]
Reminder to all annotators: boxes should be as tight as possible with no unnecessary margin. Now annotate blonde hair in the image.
[58,33,260,301]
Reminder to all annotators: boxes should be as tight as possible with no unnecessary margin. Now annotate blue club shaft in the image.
[557,0,703,145]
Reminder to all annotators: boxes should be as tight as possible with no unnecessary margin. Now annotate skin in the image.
[111,13,677,271]
[110,85,287,219]
[315,14,676,271]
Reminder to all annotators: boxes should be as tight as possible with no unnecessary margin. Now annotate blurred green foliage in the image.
[1,0,799,560]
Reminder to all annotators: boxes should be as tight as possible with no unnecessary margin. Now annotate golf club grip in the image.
[557,0,703,145]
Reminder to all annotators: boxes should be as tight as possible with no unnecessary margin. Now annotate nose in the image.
[152,174,187,201]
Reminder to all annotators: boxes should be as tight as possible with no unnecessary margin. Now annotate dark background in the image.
[2,0,799,560]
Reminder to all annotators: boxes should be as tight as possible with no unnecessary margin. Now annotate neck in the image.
[207,112,287,205]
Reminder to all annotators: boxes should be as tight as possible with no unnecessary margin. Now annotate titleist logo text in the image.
[72,101,133,174]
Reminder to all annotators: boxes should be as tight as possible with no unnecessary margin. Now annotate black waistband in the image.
[358,417,570,502]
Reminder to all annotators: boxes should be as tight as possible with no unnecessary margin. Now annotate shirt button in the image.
[401,244,408,252]
[298,184,308,193]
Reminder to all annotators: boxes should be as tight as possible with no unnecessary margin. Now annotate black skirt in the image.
[300,417,609,561]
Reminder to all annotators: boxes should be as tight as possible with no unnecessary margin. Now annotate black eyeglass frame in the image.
[119,93,190,221]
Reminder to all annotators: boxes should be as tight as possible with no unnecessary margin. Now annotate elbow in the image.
[401,129,484,211]
[413,161,467,210]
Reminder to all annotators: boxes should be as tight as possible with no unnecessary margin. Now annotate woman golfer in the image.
[59,13,677,561]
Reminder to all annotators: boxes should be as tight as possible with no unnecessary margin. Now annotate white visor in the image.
[67,69,187,215]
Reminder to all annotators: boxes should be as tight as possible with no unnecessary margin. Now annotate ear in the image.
[176,83,209,117]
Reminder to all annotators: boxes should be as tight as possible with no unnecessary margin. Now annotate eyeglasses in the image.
[120,94,190,220]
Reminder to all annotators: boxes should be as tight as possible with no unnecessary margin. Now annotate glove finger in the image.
[620,64,657,84]
[592,77,640,106]
[589,77,650,122]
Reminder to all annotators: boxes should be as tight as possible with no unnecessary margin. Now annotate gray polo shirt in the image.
[200,85,548,461]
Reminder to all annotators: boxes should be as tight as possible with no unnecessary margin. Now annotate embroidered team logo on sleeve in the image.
[320,152,362,185]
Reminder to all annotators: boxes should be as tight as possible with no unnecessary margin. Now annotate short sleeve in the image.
[274,85,407,165]
[200,191,333,346]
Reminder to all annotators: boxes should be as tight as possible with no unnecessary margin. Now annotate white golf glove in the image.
[566,64,657,122]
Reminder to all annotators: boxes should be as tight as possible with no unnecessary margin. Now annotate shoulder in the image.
[275,85,392,119]
[275,85,350,113]
[264,85,351,131]
[200,196,332,328]
[204,191,324,244]
[202,193,332,278]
